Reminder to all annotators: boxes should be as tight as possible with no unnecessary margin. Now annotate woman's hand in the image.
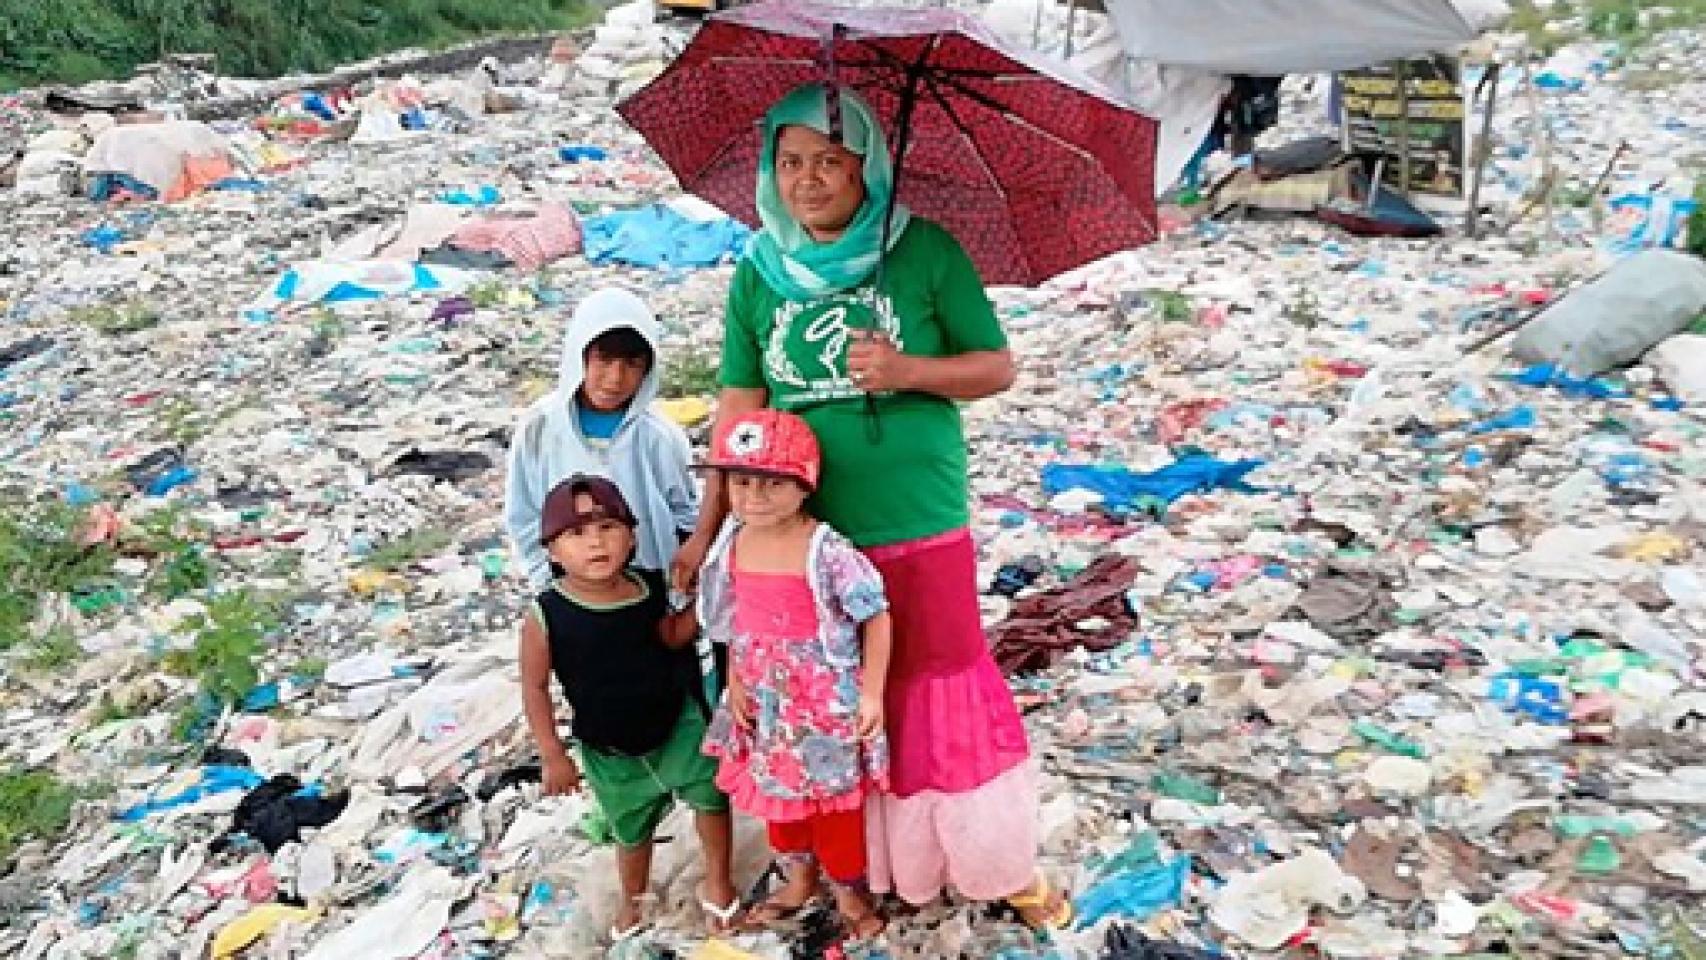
[846,330,916,393]
[727,673,754,732]
[541,754,582,796]
[855,693,885,741]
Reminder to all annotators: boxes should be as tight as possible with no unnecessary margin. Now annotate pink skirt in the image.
[863,529,1037,902]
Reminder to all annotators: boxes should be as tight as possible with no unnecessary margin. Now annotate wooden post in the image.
[1465,62,1502,239]
[1395,59,1412,195]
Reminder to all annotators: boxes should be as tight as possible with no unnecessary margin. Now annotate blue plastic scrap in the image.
[581,204,752,269]
[1504,363,1624,399]
[1074,855,1192,928]
[1468,405,1536,435]
[1041,454,1265,512]
[439,185,502,207]
[80,225,127,253]
[115,765,265,821]
[558,145,610,163]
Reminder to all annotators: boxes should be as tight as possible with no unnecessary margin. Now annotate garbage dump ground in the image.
[1,1,1704,958]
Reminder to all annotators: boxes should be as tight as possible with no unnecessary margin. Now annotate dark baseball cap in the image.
[539,474,637,546]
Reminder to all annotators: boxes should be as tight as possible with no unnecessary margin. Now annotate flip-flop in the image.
[1008,874,1075,931]
[699,888,742,934]
[608,919,646,942]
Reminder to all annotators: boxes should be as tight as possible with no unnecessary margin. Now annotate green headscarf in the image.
[748,84,911,302]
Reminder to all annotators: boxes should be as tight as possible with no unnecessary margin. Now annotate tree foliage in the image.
[1,0,590,91]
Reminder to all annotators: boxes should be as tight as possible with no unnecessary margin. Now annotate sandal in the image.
[699,887,742,935]
[608,919,646,942]
[739,895,812,931]
[1008,874,1075,931]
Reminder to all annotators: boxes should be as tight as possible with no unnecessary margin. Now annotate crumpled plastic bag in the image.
[1512,250,1706,376]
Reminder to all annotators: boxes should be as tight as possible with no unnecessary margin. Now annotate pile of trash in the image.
[2,1,1705,959]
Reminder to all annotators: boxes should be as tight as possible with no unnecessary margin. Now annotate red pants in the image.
[767,808,866,884]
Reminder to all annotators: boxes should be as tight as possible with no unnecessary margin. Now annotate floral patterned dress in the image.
[700,521,890,821]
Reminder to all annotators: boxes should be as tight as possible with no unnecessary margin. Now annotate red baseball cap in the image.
[700,409,821,491]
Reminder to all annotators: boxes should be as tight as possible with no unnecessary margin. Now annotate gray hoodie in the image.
[503,287,698,588]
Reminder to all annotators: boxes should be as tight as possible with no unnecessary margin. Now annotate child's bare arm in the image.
[856,611,892,740]
[860,611,892,700]
[519,614,579,793]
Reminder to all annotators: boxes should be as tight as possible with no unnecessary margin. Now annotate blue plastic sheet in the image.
[1074,856,1191,928]
[1504,363,1624,399]
[116,765,265,821]
[1468,405,1536,434]
[581,204,751,269]
[1041,454,1265,512]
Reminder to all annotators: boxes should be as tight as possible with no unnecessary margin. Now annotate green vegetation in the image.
[660,348,721,398]
[161,589,278,710]
[71,302,160,337]
[0,501,115,652]
[367,526,453,571]
[1688,179,1706,259]
[1,0,595,91]
[23,626,81,672]
[1508,0,1706,53]
[0,768,78,863]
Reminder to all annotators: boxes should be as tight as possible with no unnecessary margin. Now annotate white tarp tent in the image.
[986,0,1509,195]
[1100,0,1509,76]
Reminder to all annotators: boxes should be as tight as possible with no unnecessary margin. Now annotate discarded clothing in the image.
[988,555,1141,675]
[1041,454,1265,512]
[1101,922,1218,959]
[214,774,350,853]
[384,449,494,483]
[251,260,478,312]
[581,203,751,269]
[1294,562,1397,640]
[448,202,581,271]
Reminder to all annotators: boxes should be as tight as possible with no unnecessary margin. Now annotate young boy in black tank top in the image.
[517,475,739,939]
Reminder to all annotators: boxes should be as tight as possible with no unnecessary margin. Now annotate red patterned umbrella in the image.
[616,0,1159,288]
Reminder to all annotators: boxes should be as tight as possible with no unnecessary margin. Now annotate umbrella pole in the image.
[862,54,929,443]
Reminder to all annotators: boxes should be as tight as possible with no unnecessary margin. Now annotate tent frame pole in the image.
[1465,62,1500,239]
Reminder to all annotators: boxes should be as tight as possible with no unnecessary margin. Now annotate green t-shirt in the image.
[720,219,1007,548]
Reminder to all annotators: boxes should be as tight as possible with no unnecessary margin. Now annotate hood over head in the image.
[556,286,663,425]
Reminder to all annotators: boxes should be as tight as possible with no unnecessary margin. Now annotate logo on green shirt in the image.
[762,288,903,408]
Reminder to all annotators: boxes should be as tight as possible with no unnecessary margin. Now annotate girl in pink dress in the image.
[697,409,892,939]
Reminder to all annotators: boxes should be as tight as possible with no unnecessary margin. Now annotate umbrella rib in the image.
[914,70,1032,280]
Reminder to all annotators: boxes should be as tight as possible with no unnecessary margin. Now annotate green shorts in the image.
[579,704,728,847]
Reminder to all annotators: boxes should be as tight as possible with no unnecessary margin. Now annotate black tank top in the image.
[535,569,701,756]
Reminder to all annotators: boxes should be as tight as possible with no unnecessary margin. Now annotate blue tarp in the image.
[582,204,751,269]
[1042,454,1266,511]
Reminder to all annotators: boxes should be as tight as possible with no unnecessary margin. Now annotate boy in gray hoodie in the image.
[504,286,699,590]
